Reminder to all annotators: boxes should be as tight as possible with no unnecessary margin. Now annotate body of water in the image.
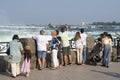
[0,25,120,42]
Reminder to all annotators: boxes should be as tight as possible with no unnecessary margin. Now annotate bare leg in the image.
[42,58,46,68]
[68,55,72,64]
[63,55,67,66]
[38,58,42,70]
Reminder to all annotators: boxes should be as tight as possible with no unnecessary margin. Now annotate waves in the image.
[0,25,119,42]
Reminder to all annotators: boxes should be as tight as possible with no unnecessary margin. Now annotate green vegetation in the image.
[92,21,120,25]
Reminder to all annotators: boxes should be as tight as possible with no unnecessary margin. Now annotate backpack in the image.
[56,37,62,51]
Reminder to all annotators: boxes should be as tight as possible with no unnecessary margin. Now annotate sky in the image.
[0,0,120,25]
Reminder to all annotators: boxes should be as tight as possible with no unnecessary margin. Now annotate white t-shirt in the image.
[60,31,70,47]
[80,33,87,46]
[33,35,48,51]
[75,39,83,47]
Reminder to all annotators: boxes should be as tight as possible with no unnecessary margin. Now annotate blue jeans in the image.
[103,44,111,67]
[82,45,86,64]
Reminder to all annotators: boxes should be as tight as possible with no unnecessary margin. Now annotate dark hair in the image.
[61,27,65,33]
[108,34,113,41]
[12,34,19,40]
[40,30,45,35]
[24,50,31,62]
[56,30,59,35]
[80,28,84,33]
[103,32,108,36]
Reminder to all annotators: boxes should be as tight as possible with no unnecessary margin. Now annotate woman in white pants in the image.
[74,32,83,65]
[51,31,60,69]
[9,34,23,78]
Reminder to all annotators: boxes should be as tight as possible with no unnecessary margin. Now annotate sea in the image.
[0,25,120,42]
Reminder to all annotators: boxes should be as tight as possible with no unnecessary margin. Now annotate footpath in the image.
[0,62,120,80]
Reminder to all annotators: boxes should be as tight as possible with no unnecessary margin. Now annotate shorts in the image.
[62,46,71,55]
[37,51,47,58]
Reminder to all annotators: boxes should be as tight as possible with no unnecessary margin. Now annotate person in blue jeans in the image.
[82,45,87,64]
[102,32,111,68]
[80,28,87,64]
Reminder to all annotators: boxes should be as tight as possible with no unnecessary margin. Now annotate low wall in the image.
[0,37,118,72]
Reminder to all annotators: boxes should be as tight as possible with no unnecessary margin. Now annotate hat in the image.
[25,45,30,50]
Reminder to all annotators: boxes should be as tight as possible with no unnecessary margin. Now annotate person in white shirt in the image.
[80,28,87,64]
[74,32,83,65]
[33,30,48,70]
[60,25,72,66]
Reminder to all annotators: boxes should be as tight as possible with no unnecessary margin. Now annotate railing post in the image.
[117,38,120,61]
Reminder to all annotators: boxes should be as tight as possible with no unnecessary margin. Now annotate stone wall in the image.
[0,37,118,72]
[20,38,37,69]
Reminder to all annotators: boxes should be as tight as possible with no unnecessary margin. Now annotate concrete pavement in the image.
[0,62,120,80]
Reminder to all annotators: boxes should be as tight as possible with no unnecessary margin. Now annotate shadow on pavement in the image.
[91,70,120,78]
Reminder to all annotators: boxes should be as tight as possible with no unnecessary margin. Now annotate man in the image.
[80,28,87,64]
[33,30,48,70]
[60,25,72,66]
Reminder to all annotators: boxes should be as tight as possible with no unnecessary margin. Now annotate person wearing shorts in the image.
[60,26,72,66]
[33,30,48,70]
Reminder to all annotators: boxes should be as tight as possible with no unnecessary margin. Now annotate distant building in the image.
[81,22,89,26]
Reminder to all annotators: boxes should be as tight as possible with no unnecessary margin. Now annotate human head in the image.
[103,32,108,38]
[40,30,45,35]
[51,30,57,37]
[12,34,19,40]
[74,32,81,41]
[61,27,65,33]
[80,28,84,33]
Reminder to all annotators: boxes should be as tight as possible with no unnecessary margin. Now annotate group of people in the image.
[32,25,88,71]
[8,34,31,78]
[8,25,112,78]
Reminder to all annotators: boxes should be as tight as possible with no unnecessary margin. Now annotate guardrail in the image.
[0,37,120,61]
[0,42,9,55]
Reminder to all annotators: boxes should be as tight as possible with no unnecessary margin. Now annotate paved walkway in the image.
[0,62,120,80]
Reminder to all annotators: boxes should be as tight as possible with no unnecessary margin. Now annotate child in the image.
[21,45,31,77]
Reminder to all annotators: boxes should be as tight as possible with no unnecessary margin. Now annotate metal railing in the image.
[0,42,9,56]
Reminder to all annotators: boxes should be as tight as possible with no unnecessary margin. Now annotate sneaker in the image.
[38,67,42,70]
[63,64,66,66]
[11,76,16,78]
[67,63,72,65]
[26,73,29,77]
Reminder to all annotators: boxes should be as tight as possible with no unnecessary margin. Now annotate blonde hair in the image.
[74,32,81,41]
[51,30,57,37]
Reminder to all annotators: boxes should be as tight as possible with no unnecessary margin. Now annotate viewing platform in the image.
[0,62,120,80]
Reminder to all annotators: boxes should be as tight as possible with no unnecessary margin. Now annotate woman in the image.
[102,33,111,68]
[74,32,83,65]
[51,30,60,69]
[9,34,23,78]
